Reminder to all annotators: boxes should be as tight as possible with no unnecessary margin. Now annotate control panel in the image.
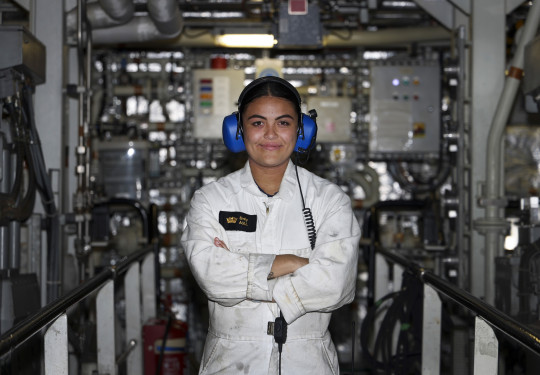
[369,60,441,159]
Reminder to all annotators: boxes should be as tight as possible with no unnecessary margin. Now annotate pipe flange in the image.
[473,217,509,234]
[477,197,508,208]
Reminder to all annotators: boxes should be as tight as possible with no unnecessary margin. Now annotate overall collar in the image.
[239,159,297,201]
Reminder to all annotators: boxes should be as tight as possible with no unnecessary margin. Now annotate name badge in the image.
[219,211,257,232]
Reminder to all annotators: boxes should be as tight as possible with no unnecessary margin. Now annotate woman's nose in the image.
[264,124,277,139]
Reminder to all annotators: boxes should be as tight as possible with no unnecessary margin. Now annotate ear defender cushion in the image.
[294,114,318,153]
[222,113,246,153]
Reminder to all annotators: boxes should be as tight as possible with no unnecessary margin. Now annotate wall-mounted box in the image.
[0,26,46,85]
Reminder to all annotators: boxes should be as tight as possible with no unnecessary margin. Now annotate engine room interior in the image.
[1,0,540,374]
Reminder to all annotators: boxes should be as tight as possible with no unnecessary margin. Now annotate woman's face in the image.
[242,95,298,171]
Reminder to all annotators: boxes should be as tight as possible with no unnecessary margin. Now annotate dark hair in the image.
[238,77,301,123]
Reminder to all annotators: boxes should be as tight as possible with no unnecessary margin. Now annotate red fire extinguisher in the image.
[143,317,188,375]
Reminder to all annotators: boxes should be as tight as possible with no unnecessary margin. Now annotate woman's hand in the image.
[268,254,308,279]
[214,237,229,250]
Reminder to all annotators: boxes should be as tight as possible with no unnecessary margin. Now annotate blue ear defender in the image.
[222,110,318,154]
[222,112,246,153]
[295,112,317,153]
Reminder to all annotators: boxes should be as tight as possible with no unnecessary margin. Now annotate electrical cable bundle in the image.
[21,83,61,302]
[0,84,37,224]
[360,271,424,375]
[387,160,452,195]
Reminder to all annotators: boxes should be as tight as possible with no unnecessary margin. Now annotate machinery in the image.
[0,0,540,374]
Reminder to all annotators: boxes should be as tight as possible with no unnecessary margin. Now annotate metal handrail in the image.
[0,246,154,356]
[378,248,540,356]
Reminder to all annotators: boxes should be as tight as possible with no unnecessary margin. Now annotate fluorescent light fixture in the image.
[215,34,276,48]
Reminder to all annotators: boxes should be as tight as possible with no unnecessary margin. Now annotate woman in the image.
[181,76,360,374]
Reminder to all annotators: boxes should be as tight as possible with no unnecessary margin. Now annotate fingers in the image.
[214,237,229,250]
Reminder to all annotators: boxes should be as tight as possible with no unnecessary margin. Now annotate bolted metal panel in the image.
[277,3,322,48]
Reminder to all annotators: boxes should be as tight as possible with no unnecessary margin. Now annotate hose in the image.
[0,95,37,225]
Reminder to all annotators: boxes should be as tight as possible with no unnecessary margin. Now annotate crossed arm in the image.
[213,237,309,280]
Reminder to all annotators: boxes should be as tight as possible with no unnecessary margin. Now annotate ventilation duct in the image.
[147,0,183,36]
[92,15,182,44]
[98,0,134,23]
[66,0,183,45]
[66,2,134,34]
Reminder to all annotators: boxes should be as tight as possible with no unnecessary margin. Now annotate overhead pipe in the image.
[115,25,450,49]
[92,0,183,45]
[147,0,183,36]
[98,0,134,23]
[477,0,540,305]
[66,1,134,36]
[92,15,181,44]
[323,26,451,47]
[67,0,182,45]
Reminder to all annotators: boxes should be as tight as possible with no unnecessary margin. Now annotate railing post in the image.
[473,316,498,374]
[125,262,143,375]
[141,252,157,322]
[97,279,116,375]
[44,313,68,375]
[374,252,390,301]
[422,284,441,375]
[393,262,404,291]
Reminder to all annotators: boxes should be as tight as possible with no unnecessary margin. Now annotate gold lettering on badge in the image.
[239,216,248,226]
[226,217,238,224]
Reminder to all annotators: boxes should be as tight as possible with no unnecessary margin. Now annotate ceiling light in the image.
[215,34,276,48]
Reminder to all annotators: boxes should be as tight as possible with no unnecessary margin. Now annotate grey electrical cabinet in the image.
[369,60,441,159]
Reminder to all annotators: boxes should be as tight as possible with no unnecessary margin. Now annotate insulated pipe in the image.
[92,15,182,44]
[9,222,19,270]
[98,0,134,23]
[479,0,540,305]
[66,2,134,36]
[147,0,183,36]
[345,166,380,208]
[102,25,450,48]
[0,135,10,270]
[322,26,451,47]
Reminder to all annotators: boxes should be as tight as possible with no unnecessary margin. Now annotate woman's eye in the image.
[278,120,291,126]
[251,120,263,127]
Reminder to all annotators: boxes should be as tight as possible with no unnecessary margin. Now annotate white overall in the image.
[181,160,361,374]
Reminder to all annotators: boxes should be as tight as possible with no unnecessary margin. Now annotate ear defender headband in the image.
[222,76,318,153]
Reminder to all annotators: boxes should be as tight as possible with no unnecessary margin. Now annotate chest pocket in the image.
[219,211,257,253]
[226,231,256,253]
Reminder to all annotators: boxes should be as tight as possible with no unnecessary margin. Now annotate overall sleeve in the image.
[272,188,360,324]
[181,189,276,306]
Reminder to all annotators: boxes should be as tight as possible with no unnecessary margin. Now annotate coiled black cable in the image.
[294,158,317,250]
[303,208,316,250]
[360,271,423,374]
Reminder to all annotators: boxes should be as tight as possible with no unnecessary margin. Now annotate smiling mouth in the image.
[260,144,281,151]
